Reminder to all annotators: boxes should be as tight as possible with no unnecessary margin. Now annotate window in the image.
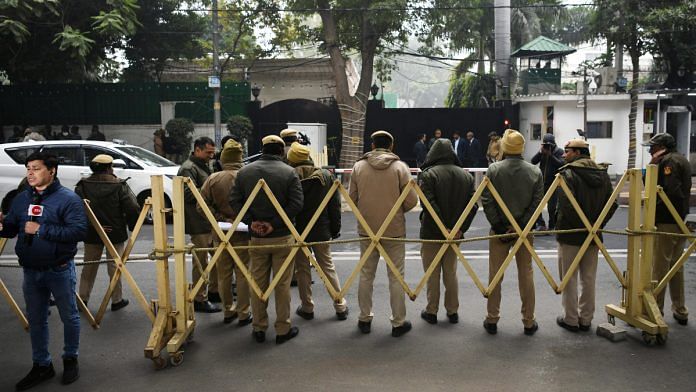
[586,121,613,138]
[4,146,40,164]
[41,146,83,166]
[530,124,542,140]
[114,146,175,167]
[83,147,140,169]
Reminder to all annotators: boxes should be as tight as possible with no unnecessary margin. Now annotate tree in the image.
[165,118,195,163]
[446,70,496,108]
[0,0,139,82]
[288,0,413,167]
[591,0,649,170]
[121,0,207,82]
[227,114,253,153]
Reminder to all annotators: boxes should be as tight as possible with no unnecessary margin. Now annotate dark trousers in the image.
[536,186,558,229]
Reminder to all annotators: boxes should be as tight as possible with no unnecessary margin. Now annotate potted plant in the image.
[164,118,194,163]
[226,115,253,154]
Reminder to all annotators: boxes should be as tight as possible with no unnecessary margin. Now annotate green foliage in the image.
[445,70,496,108]
[226,115,253,144]
[0,0,139,82]
[165,118,195,161]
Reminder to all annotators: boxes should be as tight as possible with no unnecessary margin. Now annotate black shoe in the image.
[295,306,314,320]
[208,292,222,303]
[391,321,412,337]
[61,357,79,385]
[276,326,299,345]
[420,310,437,324]
[193,300,221,313]
[238,316,253,327]
[579,323,591,332]
[358,320,371,334]
[111,299,129,312]
[252,330,265,343]
[556,316,579,332]
[290,280,298,287]
[48,298,56,307]
[483,321,497,335]
[524,321,539,336]
[674,314,688,326]
[16,363,55,391]
[336,308,349,321]
[223,313,238,324]
[447,313,459,324]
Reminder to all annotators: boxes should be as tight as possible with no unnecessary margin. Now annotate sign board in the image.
[208,76,221,88]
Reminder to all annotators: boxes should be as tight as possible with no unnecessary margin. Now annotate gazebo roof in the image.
[511,36,576,59]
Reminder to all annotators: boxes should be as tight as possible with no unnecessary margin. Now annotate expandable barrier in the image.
[1,164,694,369]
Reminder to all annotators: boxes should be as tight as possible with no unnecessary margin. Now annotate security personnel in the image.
[645,133,691,325]
[418,138,478,324]
[230,135,304,344]
[349,130,418,337]
[286,142,348,321]
[554,139,618,332]
[198,139,253,326]
[280,128,299,156]
[75,154,140,312]
[481,129,543,335]
[178,136,221,312]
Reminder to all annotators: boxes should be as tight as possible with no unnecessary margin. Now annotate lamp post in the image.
[251,84,261,101]
[370,83,379,100]
[572,67,589,135]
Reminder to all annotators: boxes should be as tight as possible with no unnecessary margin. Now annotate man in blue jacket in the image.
[0,151,88,390]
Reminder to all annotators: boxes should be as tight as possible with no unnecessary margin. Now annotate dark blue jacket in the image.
[0,179,87,269]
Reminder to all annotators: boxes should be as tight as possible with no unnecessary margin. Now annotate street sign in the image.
[208,76,220,88]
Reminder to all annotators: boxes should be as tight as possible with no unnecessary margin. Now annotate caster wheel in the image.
[152,356,167,370]
[169,352,184,367]
[607,315,615,325]
[642,331,657,345]
[656,333,668,345]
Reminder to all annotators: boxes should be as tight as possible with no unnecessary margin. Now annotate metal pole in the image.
[583,67,588,134]
[212,0,222,146]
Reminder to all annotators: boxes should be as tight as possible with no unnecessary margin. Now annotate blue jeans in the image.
[23,262,80,366]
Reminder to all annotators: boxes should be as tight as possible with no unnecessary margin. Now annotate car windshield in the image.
[114,146,176,167]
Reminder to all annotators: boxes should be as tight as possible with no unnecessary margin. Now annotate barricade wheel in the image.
[656,333,668,345]
[642,331,657,345]
[152,357,167,370]
[607,315,615,325]
[170,352,184,367]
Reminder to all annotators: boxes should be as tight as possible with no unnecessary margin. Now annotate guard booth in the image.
[512,36,577,95]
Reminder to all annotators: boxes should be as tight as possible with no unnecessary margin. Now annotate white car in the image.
[0,140,179,223]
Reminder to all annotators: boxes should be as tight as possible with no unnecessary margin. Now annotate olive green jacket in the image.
[482,155,544,234]
[177,155,212,235]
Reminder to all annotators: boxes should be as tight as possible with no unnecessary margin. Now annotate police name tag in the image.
[28,204,44,217]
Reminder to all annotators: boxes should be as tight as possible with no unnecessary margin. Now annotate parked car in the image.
[0,140,179,223]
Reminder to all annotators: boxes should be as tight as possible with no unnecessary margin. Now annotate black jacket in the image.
[555,156,618,245]
[419,140,478,239]
[531,145,564,187]
[414,140,428,167]
[292,161,341,242]
[656,151,692,224]
[75,173,140,245]
[230,154,303,238]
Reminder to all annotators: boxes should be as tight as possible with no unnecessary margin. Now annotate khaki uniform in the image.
[80,242,126,303]
[652,151,691,320]
[249,235,295,334]
[178,155,217,301]
[349,149,417,327]
[296,244,346,313]
[555,155,617,327]
[481,156,543,328]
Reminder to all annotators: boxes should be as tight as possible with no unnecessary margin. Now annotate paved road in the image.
[1,208,695,391]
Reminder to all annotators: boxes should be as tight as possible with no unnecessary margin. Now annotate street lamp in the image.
[572,68,590,135]
[251,84,261,101]
[370,82,380,100]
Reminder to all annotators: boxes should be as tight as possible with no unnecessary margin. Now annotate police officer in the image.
[76,154,140,312]
[178,136,221,312]
[230,135,304,344]
[280,128,299,156]
[554,139,617,332]
[645,133,691,325]
[481,129,543,335]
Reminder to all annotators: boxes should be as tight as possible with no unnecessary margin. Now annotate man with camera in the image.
[531,133,564,231]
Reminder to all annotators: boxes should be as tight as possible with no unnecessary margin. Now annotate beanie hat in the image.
[220,139,243,164]
[501,129,525,155]
[287,142,311,164]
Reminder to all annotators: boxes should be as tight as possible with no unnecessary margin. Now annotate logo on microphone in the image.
[28,204,44,217]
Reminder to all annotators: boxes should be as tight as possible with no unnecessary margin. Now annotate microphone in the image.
[25,192,43,246]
